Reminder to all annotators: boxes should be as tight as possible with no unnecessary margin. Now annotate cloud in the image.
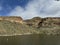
[8,0,60,19]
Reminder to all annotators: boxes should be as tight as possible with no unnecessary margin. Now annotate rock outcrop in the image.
[1,16,59,28]
[0,16,23,24]
[24,17,42,28]
[0,16,60,35]
[42,17,60,27]
[24,17,60,28]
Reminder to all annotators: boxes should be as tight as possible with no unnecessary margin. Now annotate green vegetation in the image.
[0,20,37,35]
[0,20,60,36]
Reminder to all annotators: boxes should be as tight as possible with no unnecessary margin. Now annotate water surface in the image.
[0,34,60,45]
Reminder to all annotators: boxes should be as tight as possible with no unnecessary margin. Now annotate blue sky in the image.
[0,0,60,19]
[0,0,31,16]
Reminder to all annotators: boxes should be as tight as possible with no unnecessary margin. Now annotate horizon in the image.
[0,15,60,19]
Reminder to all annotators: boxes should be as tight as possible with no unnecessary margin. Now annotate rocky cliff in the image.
[0,16,60,35]
[24,17,60,28]
[0,16,23,24]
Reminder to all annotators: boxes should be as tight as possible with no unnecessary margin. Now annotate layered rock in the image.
[0,16,59,35]
[24,17,42,28]
[42,17,60,27]
[0,16,23,24]
[0,16,60,28]
[24,17,60,28]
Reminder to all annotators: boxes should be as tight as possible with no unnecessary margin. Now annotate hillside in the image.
[0,16,38,36]
[24,17,60,27]
[24,17,60,35]
[0,16,60,36]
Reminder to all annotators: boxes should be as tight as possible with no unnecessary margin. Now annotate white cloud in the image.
[8,0,60,19]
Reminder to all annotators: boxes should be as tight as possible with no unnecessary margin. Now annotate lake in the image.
[0,34,60,45]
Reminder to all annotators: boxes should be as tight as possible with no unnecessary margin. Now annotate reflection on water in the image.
[0,34,60,45]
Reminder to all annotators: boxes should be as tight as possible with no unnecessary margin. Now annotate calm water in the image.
[0,34,60,45]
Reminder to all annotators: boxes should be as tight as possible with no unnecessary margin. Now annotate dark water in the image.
[0,34,60,45]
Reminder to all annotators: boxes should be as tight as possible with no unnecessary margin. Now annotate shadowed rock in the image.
[24,17,42,28]
[24,17,60,28]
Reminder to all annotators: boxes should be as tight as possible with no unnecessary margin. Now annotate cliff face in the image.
[0,16,37,35]
[24,17,60,28]
[42,17,60,26]
[0,16,23,24]
[0,16,60,27]
[0,16,60,35]
[24,17,42,28]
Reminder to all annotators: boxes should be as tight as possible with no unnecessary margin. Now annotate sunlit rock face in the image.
[0,18,36,35]
[0,16,23,24]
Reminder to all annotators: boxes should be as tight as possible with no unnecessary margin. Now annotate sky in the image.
[0,0,60,19]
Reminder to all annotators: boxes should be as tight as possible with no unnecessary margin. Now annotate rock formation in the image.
[0,16,23,24]
[0,16,60,35]
[24,17,42,28]
[0,16,60,28]
[24,17,60,28]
